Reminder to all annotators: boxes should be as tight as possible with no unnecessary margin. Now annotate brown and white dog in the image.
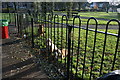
[60,49,68,59]
[46,38,68,59]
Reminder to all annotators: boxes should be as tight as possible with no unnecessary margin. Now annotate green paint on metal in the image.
[0,19,9,27]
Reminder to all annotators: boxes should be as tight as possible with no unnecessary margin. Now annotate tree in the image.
[78,2,86,10]
[66,2,73,19]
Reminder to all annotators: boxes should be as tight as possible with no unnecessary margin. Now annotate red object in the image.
[2,26,9,39]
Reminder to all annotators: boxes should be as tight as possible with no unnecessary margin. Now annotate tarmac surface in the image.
[2,25,48,80]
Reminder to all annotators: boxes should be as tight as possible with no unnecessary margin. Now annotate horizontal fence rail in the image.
[39,19,120,37]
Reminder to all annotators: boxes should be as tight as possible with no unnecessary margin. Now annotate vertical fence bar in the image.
[89,17,98,80]
[17,13,19,36]
[44,14,47,50]
[19,14,22,37]
[61,15,68,64]
[65,20,68,69]
[110,20,120,71]
[14,12,16,27]
[82,16,89,79]
[47,14,50,59]
[41,15,45,49]
[26,13,29,38]
[72,16,81,77]
[25,13,28,34]
[21,14,24,36]
[39,14,42,49]
[19,14,21,36]
[53,14,59,59]
[54,14,56,59]
[31,17,34,48]
[25,14,27,34]
[14,2,17,27]
[23,14,25,34]
[70,19,74,76]
[61,16,64,62]
[57,16,59,60]
[99,19,110,75]
[15,13,18,36]
[67,25,73,80]
[50,14,53,54]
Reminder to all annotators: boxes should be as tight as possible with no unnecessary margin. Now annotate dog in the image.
[38,24,45,36]
[60,49,68,59]
[46,38,62,58]
[46,38,68,59]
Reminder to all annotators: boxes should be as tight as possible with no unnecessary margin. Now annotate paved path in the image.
[2,25,48,80]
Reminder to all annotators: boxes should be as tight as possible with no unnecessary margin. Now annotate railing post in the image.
[19,14,22,37]
[31,17,34,48]
[61,15,68,65]
[67,25,72,80]
[16,13,20,37]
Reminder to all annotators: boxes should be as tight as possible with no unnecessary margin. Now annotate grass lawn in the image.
[54,11,119,20]
[1,13,16,22]
[25,26,120,80]
[79,12,119,20]
[1,12,120,25]
[45,13,119,25]
[44,15,119,26]
[53,12,120,25]
[80,18,119,25]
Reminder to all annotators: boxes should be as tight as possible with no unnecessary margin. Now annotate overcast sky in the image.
[1,0,120,3]
[88,0,120,5]
[88,0,120,2]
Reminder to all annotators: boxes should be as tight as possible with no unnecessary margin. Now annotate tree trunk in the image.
[66,2,73,19]
[41,2,47,21]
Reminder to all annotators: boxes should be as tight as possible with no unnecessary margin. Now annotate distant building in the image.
[89,2,109,11]
[117,4,120,13]
[2,2,33,13]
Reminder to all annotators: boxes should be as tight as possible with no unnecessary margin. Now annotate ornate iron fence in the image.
[6,13,120,80]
